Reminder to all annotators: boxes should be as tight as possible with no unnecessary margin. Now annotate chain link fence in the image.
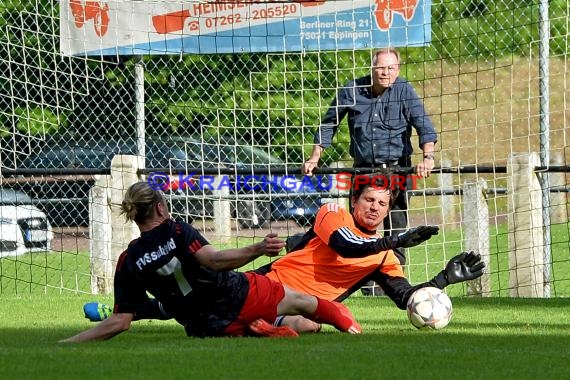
[0,0,569,295]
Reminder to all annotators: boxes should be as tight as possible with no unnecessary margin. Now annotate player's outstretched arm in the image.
[60,312,133,343]
[326,223,439,258]
[196,233,285,271]
[374,251,484,309]
[369,225,439,252]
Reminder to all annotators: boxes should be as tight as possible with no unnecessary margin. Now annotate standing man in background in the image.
[303,47,438,271]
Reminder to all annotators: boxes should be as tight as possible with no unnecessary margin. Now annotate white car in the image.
[0,218,27,256]
[0,189,53,257]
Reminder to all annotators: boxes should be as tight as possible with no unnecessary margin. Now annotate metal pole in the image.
[134,55,146,162]
[538,0,551,297]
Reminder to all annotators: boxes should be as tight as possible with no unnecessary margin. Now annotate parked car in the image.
[0,187,53,256]
[14,137,192,227]
[167,137,323,228]
[13,136,324,228]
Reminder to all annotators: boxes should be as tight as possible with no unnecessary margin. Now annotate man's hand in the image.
[302,145,323,175]
[257,233,286,257]
[444,251,485,284]
[417,143,436,178]
[375,225,439,251]
[396,225,439,248]
[415,157,435,178]
[302,160,319,176]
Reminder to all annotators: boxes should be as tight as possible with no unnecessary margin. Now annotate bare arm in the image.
[60,312,133,343]
[194,233,285,271]
[421,142,435,157]
[303,144,324,175]
[416,142,436,178]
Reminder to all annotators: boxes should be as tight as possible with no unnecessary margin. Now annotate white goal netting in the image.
[0,0,568,298]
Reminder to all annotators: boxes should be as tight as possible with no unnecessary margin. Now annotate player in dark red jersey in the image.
[61,181,361,343]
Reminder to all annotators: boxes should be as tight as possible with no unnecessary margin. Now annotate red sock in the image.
[310,298,352,332]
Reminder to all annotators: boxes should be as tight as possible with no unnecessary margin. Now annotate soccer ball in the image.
[406,287,453,330]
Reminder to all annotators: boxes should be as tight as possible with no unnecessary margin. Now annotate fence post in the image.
[440,158,458,229]
[322,160,350,210]
[101,155,143,294]
[89,174,112,294]
[462,179,490,295]
[89,155,143,294]
[213,175,231,243]
[507,153,544,297]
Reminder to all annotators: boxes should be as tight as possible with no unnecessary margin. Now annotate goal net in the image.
[0,0,569,298]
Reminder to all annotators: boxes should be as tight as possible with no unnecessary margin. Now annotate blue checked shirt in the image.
[314,76,437,165]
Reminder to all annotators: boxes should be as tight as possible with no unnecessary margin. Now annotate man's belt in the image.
[353,160,400,168]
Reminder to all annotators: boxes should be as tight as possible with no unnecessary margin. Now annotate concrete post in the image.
[212,175,231,243]
[322,160,350,210]
[109,155,143,279]
[462,179,490,295]
[439,158,458,229]
[89,153,142,295]
[507,153,544,297]
[89,175,112,294]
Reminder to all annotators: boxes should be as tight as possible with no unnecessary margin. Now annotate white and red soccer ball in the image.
[406,287,453,330]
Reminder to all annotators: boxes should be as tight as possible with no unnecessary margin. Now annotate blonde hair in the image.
[121,181,165,224]
[372,47,401,66]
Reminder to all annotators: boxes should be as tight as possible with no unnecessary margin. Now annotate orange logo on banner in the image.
[153,10,192,34]
[374,0,418,30]
[151,1,327,34]
[69,0,110,37]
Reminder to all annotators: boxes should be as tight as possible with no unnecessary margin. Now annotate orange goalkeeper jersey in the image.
[266,203,405,301]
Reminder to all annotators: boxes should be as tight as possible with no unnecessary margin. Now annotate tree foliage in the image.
[1,0,566,167]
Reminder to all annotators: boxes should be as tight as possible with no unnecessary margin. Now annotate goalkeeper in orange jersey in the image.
[84,173,484,333]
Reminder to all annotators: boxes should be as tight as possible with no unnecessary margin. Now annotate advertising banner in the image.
[60,0,431,56]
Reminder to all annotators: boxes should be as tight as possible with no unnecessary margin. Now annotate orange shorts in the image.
[223,272,285,336]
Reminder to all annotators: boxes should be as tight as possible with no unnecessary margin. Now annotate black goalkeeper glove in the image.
[395,225,439,248]
[375,225,439,251]
[444,251,485,284]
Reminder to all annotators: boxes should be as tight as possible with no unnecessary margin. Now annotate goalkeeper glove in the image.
[376,225,439,251]
[444,251,485,284]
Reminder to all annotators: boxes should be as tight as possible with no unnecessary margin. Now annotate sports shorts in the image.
[222,272,285,336]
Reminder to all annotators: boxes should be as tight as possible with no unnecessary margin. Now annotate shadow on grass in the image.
[2,322,569,380]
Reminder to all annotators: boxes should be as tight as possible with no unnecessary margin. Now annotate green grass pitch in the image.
[1,295,569,380]
[1,222,569,378]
